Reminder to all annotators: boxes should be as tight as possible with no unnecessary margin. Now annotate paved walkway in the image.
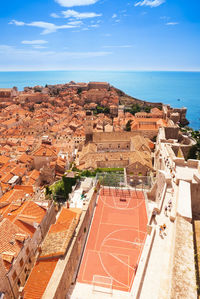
[139,186,175,299]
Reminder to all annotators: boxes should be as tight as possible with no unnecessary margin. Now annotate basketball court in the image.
[77,187,148,293]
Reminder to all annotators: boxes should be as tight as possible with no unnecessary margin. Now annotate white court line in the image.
[98,252,129,288]
[109,253,136,271]
[114,196,131,209]
[129,233,147,292]
[99,227,147,291]
[101,228,147,247]
[99,194,145,211]
[107,237,144,247]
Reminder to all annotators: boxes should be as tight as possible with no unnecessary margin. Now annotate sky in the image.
[0,0,200,71]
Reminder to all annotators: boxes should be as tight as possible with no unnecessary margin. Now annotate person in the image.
[164,205,168,216]
[159,225,163,236]
[163,224,167,235]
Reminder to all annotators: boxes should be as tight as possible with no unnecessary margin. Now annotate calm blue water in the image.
[0,71,199,129]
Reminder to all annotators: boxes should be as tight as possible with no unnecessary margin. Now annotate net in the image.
[92,275,113,294]
[127,175,152,190]
[96,171,125,188]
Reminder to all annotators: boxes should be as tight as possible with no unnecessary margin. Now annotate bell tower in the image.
[85,111,93,143]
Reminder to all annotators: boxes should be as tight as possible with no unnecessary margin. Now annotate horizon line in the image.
[0,69,200,73]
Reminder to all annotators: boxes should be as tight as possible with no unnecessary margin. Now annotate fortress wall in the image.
[131,228,156,299]
[170,216,197,299]
[164,127,179,140]
[191,183,200,217]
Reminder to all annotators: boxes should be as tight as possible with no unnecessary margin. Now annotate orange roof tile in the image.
[57,208,78,224]
[1,172,14,184]
[29,169,40,181]
[0,196,46,237]
[23,258,58,299]
[33,144,57,157]
[0,218,29,262]
[0,156,10,165]
[11,166,27,177]
[19,153,33,164]
[13,185,34,194]
[14,201,46,236]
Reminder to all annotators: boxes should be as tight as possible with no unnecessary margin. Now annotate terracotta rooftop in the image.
[33,145,57,157]
[0,218,29,268]
[0,197,46,237]
[39,209,79,258]
[23,258,58,299]
[0,156,10,165]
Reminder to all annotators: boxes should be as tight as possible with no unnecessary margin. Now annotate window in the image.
[26,247,30,255]
[28,258,32,264]
[20,258,24,267]
[12,271,17,281]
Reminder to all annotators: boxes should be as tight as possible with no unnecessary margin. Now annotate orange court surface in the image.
[77,187,148,293]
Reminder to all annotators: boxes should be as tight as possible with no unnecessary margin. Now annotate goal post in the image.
[92,275,113,294]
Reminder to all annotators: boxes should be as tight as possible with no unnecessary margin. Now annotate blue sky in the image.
[0,0,200,71]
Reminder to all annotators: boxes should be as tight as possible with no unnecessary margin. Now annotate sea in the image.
[0,71,199,130]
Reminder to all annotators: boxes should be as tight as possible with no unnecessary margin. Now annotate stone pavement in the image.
[139,186,175,299]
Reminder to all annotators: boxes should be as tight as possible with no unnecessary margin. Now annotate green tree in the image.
[187,145,198,160]
[125,120,132,131]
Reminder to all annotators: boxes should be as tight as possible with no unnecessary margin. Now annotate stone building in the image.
[76,132,152,175]
[0,192,56,299]
[33,145,57,170]
[0,88,18,100]
[88,82,110,90]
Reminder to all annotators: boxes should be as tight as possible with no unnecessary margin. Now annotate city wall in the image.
[170,216,197,299]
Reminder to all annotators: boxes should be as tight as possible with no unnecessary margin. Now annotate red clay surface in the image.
[77,188,148,292]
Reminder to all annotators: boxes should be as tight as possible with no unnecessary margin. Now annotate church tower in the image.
[85,111,93,143]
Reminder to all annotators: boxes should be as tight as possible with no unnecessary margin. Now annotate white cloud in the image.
[112,14,117,18]
[160,16,170,20]
[9,20,25,26]
[0,45,111,64]
[90,24,99,28]
[166,22,179,26]
[134,0,165,8]
[28,21,77,34]
[21,40,48,45]
[10,20,79,34]
[0,45,14,52]
[55,0,99,7]
[32,45,47,49]
[50,13,60,18]
[67,20,83,25]
[62,9,102,19]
